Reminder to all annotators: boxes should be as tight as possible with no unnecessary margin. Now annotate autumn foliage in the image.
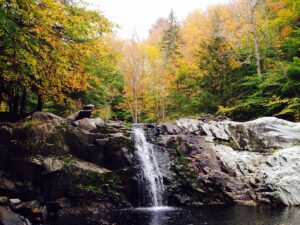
[0,0,299,122]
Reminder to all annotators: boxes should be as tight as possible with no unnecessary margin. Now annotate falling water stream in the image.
[133,127,165,208]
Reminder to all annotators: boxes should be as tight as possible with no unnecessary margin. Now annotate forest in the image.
[0,0,299,123]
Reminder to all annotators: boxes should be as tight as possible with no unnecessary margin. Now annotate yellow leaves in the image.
[218,105,238,114]
[229,58,241,69]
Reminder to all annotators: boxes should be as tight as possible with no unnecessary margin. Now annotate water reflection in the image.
[107,205,300,225]
[149,211,162,225]
[135,206,177,225]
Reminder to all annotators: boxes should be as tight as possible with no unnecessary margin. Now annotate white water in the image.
[133,127,164,207]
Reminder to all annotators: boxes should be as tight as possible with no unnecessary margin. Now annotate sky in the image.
[86,0,230,40]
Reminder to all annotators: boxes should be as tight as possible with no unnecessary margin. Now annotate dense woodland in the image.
[0,0,299,122]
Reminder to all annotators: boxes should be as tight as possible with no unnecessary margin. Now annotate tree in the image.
[248,0,262,76]
[0,0,112,118]
[159,10,184,121]
[120,33,145,123]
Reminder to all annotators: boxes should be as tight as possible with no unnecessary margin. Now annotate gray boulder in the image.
[74,118,104,132]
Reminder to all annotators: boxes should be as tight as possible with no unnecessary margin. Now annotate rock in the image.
[31,206,47,223]
[153,116,300,206]
[0,197,8,206]
[0,126,12,144]
[47,198,71,213]
[0,206,27,225]
[31,112,64,124]
[258,147,300,206]
[176,117,300,151]
[83,104,95,110]
[9,199,21,205]
[66,112,79,121]
[43,157,65,173]
[67,104,94,121]
[75,118,104,132]
[161,122,181,134]
[1,109,300,225]
[57,207,96,225]
[13,200,42,223]
[77,110,93,120]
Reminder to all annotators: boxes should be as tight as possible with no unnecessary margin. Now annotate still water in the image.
[104,205,300,225]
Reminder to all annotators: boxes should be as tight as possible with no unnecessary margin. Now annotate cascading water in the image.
[133,127,164,207]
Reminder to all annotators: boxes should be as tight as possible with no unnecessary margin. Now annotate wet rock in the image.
[57,207,96,225]
[12,200,46,223]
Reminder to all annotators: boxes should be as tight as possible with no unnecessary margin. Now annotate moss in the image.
[74,171,124,197]
[124,122,133,129]
[61,154,72,164]
[215,139,240,150]
[46,127,64,143]
[78,184,102,193]
[167,137,199,188]
[85,171,105,181]
[23,119,42,130]
[109,174,121,191]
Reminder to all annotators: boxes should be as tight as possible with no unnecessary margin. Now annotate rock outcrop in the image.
[149,116,300,206]
[0,112,299,224]
[0,112,134,225]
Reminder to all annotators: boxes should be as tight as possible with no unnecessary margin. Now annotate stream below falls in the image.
[96,205,300,225]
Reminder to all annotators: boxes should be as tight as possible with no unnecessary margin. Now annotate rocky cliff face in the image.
[0,112,136,225]
[150,116,300,206]
[0,113,299,224]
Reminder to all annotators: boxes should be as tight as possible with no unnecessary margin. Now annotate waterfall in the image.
[133,127,164,207]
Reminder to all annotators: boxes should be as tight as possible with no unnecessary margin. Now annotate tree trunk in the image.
[0,90,2,110]
[0,74,3,109]
[37,94,43,111]
[162,96,165,122]
[133,85,138,123]
[8,94,13,113]
[12,94,19,116]
[20,89,27,116]
[249,0,262,76]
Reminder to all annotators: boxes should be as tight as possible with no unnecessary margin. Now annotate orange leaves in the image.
[268,1,287,13]
[280,25,293,37]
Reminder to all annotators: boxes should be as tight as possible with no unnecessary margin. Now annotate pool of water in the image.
[103,205,300,225]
